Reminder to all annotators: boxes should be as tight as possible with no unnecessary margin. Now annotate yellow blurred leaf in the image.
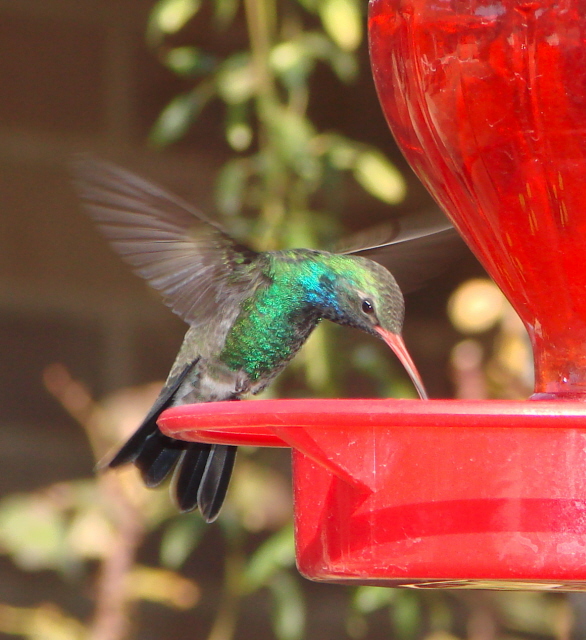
[270,41,307,75]
[67,508,116,560]
[0,495,68,571]
[353,150,406,204]
[323,134,358,169]
[318,0,362,52]
[423,633,461,640]
[217,55,256,104]
[127,565,200,610]
[227,122,253,151]
[148,0,201,42]
[0,603,85,640]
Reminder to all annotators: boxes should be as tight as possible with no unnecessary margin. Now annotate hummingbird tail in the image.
[105,358,237,520]
[197,445,238,523]
[173,443,213,512]
[134,431,184,488]
[172,443,237,520]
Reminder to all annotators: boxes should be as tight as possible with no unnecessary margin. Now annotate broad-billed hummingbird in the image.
[73,157,452,522]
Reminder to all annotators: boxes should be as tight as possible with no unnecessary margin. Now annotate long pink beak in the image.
[375,328,428,399]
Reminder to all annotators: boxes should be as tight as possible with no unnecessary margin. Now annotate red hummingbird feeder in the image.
[159,0,586,589]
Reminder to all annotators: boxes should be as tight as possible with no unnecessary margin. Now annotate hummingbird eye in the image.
[361,299,375,315]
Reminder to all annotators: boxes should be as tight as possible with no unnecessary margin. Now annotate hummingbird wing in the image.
[73,158,263,522]
[71,156,267,328]
[336,210,466,293]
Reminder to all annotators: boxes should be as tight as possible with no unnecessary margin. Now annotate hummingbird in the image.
[73,157,453,522]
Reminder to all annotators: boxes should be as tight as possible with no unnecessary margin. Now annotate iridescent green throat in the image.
[218,251,366,381]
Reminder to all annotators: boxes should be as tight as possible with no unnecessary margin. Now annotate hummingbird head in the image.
[326,256,404,333]
[316,255,428,399]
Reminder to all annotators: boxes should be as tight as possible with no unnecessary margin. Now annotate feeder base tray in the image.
[159,399,586,590]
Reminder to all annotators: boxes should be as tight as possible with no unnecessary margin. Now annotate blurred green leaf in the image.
[213,0,240,27]
[353,585,396,614]
[426,594,455,637]
[148,0,202,44]
[295,0,318,13]
[296,322,336,395]
[227,122,253,151]
[270,33,358,90]
[149,83,215,147]
[328,49,358,82]
[164,47,216,77]
[67,507,115,560]
[353,149,407,204]
[128,565,200,609]
[326,134,358,170]
[0,495,69,571]
[216,53,256,104]
[392,592,422,640]
[0,603,86,640]
[268,107,318,179]
[318,0,362,52]
[300,32,358,82]
[498,592,563,637]
[270,41,314,89]
[269,571,305,640]
[160,515,206,569]
[242,523,295,592]
[284,211,319,248]
[216,158,250,216]
[225,102,253,151]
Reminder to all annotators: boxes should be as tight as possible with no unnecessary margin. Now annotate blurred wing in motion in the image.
[71,156,265,327]
[337,210,467,293]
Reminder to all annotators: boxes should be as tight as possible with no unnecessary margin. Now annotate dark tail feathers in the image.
[106,360,237,522]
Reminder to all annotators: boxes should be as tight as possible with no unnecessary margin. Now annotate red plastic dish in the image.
[160,399,586,589]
